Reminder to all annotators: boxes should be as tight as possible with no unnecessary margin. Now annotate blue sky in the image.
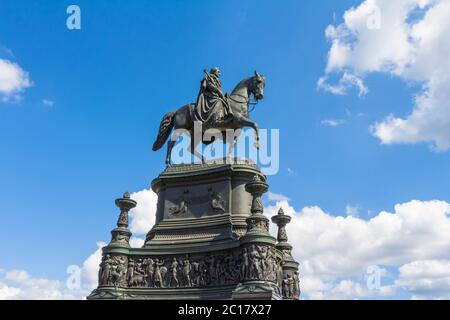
[1,0,450,299]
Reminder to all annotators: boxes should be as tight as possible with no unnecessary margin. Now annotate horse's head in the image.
[248,70,266,100]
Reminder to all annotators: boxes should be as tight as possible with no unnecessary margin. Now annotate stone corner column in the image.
[240,175,275,245]
[108,192,136,248]
[88,192,137,298]
[271,207,300,300]
[232,175,282,300]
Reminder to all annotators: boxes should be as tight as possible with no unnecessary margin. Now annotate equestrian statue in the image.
[152,67,266,166]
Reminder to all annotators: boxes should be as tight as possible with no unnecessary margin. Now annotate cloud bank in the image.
[265,198,450,299]
[320,0,450,151]
[0,58,32,102]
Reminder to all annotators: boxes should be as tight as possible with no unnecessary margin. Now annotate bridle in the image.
[228,80,261,113]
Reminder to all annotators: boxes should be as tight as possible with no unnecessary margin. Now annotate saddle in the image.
[189,100,233,131]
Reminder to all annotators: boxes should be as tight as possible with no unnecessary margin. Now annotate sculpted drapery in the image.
[194,67,233,128]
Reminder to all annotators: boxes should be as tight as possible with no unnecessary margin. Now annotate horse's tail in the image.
[152,111,175,151]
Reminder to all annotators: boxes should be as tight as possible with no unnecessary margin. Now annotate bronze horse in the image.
[152,71,265,166]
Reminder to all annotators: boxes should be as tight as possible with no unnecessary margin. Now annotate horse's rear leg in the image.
[166,140,175,166]
[227,137,237,158]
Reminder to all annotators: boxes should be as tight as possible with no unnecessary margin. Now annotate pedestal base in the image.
[88,160,289,300]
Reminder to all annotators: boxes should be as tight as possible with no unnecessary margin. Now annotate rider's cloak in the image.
[194,73,231,128]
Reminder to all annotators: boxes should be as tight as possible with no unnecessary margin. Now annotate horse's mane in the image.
[230,76,253,95]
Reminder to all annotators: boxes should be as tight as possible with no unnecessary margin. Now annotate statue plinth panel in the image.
[145,160,261,253]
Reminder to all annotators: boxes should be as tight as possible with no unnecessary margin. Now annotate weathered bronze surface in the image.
[152,69,266,165]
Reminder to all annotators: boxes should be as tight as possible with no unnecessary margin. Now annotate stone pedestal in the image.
[88,159,298,300]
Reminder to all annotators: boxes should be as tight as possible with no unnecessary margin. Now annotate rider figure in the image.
[195,67,233,125]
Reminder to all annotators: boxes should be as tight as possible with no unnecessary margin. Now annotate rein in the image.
[228,93,259,114]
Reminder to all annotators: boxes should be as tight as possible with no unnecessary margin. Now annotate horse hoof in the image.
[254,142,260,149]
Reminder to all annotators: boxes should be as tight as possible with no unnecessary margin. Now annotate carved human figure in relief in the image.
[153,259,166,288]
[126,259,135,285]
[144,258,155,287]
[277,264,284,291]
[293,271,300,298]
[248,245,262,279]
[241,247,250,280]
[258,246,269,278]
[110,256,127,287]
[209,189,226,212]
[99,254,112,286]
[282,274,290,297]
[182,258,192,287]
[215,259,223,285]
[266,248,276,281]
[282,273,296,298]
[191,261,201,287]
[130,261,147,287]
[207,255,216,284]
[168,257,180,287]
[169,190,189,216]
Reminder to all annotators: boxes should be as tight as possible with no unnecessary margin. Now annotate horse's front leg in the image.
[235,117,260,149]
[227,137,237,157]
[253,123,260,150]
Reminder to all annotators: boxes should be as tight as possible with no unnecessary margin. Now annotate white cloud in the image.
[0,58,32,102]
[267,191,290,202]
[265,199,450,299]
[321,0,450,151]
[0,269,77,300]
[321,279,367,299]
[0,242,107,300]
[321,119,347,127]
[1,45,14,58]
[287,168,296,177]
[130,236,145,248]
[42,99,55,107]
[318,73,368,97]
[0,283,20,300]
[129,188,157,235]
[79,241,105,292]
[301,275,395,300]
[300,276,366,300]
[395,260,450,299]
